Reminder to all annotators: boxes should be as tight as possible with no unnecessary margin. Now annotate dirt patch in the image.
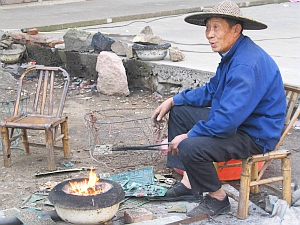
[0,72,172,223]
[0,68,300,224]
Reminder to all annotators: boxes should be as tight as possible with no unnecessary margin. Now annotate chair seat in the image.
[250,149,291,162]
[2,114,67,130]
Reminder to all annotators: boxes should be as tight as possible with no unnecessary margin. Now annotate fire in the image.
[68,168,103,196]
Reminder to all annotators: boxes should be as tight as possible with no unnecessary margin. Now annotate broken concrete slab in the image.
[124,208,154,223]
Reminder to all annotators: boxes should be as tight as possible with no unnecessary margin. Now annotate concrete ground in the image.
[122,184,269,225]
[75,2,299,87]
[1,0,299,86]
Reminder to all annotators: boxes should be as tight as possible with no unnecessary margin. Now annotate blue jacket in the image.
[173,34,286,153]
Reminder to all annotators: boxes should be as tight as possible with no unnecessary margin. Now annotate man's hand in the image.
[169,133,188,155]
[151,97,174,123]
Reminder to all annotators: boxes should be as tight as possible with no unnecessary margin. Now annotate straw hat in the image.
[185,0,267,30]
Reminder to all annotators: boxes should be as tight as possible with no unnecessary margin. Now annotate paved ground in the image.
[1,0,299,86]
[76,2,299,87]
[1,0,279,29]
[1,0,300,224]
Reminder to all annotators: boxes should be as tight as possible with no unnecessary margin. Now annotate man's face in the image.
[205,17,241,54]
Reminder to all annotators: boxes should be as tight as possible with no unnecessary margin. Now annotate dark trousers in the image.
[167,106,264,196]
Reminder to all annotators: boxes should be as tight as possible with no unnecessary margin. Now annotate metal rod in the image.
[166,213,209,225]
[113,142,170,151]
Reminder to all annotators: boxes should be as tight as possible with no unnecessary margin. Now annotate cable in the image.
[82,14,185,30]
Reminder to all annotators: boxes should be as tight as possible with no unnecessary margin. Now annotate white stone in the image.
[169,46,185,62]
[96,51,130,96]
[111,40,127,56]
[133,26,162,45]
[125,44,135,59]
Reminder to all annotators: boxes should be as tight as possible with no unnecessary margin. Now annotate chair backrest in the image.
[13,66,70,118]
[274,83,300,150]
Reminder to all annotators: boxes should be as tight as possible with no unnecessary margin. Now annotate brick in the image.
[10,33,25,40]
[30,35,53,44]
[26,28,39,35]
[49,40,64,48]
[11,32,59,47]
[10,31,65,48]
[124,208,153,224]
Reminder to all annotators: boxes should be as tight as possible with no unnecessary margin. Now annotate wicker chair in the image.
[0,66,70,170]
[236,83,300,219]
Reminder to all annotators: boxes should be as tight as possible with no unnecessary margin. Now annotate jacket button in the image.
[256,138,260,141]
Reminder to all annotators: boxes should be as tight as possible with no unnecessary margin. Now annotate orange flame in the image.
[68,168,103,196]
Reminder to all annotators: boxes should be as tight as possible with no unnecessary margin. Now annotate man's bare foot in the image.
[208,188,227,201]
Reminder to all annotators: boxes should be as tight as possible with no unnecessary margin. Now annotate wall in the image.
[25,45,214,95]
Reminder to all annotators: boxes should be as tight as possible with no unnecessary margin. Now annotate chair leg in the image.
[1,127,12,167]
[237,158,252,219]
[250,162,259,194]
[61,121,70,158]
[282,157,291,205]
[213,162,219,171]
[45,128,56,171]
[21,128,30,154]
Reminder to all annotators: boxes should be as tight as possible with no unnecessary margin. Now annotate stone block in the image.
[63,28,94,52]
[26,45,62,67]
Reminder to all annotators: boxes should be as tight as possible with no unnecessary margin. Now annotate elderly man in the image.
[152,0,286,217]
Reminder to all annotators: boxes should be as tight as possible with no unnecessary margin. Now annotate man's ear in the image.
[234,24,242,35]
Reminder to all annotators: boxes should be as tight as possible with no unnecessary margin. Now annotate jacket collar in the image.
[219,34,245,60]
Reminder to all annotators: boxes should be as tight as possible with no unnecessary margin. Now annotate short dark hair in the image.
[224,17,243,32]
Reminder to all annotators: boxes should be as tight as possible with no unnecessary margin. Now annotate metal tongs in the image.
[113,142,170,151]
[93,142,170,155]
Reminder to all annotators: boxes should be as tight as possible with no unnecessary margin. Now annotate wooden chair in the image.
[0,66,70,171]
[236,83,300,219]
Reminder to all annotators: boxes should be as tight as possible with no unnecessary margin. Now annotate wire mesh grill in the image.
[84,107,168,169]
[84,108,167,153]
